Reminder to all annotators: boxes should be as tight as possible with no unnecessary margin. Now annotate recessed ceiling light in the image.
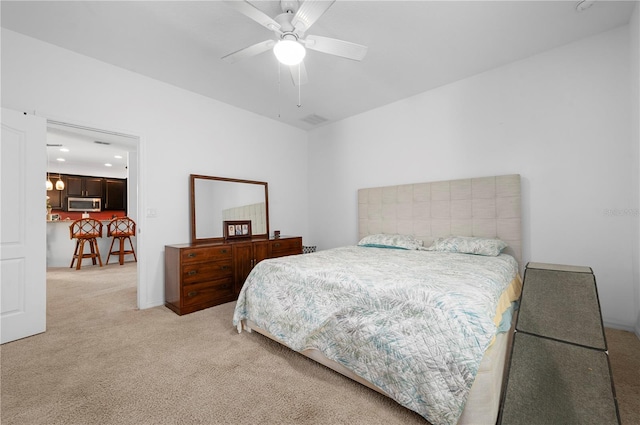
[60,148,69,152]
[104,163,112,167]
[56,158,65,162]
[114,155,123,159]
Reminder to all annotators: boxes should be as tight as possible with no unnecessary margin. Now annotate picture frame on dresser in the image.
[224,220,251,240]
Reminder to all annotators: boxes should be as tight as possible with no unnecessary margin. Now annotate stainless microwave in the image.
[67,197,101,212]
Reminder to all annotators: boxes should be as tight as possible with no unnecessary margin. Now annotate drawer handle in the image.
[187,253,196,258]
[188,270,197,276]
[274,243,281,248]
[187,291,198,297]
[221,265,229,270]
[221,284,230,290]
[221,249,228,254]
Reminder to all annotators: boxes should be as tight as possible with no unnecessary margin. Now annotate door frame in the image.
[45,118,143,309]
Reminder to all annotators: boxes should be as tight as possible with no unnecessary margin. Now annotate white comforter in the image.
[233,246,518,424]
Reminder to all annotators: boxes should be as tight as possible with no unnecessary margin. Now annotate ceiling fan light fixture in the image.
[273,39,306,66]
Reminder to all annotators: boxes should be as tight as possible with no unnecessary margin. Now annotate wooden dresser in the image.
[165,236,302,315]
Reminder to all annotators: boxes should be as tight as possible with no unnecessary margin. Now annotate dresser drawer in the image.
[181,246,231,264]
[182,259,233,285]
[182,278,234,307]
[270,237,302,257]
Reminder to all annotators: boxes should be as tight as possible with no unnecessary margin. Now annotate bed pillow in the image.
[357,234,424,250]
[426,236,507,256]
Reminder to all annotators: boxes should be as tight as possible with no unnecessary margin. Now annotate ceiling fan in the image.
[222,0,368,86]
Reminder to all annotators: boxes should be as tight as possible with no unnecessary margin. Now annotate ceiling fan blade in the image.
[304,35,368,61]
[222,39,275,63]
[291,0,335,33]
[289,62,309,86]
[224,0,281,32]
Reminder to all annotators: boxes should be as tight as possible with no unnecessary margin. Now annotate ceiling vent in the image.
[94,140,111,145]
[300,114,329,126]
[46,143,62,147]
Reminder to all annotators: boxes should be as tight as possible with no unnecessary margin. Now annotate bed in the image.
[233,174,522,424]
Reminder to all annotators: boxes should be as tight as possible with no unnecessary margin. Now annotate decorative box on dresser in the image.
[165,236,302,315]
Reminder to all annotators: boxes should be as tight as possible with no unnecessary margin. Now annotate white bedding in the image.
[233,246,519,424]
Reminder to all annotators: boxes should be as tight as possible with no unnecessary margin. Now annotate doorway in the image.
[45,120,140,306]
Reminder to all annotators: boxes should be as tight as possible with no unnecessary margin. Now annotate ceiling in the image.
[45,122,135,174]
[2,0,636,133]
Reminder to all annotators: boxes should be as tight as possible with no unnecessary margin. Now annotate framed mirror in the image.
[190,174,269,244]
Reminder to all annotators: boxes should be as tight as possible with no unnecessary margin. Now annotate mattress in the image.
[233,246,521,424]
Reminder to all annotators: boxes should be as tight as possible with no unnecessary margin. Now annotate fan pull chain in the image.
[277,63,282,118]
[297,64,302,108]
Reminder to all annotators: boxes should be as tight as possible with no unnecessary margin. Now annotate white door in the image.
[1,109,47,344]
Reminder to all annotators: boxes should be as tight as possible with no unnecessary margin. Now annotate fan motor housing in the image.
[274,13,296,33]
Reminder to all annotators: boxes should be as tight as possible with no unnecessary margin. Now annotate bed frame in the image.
[242,174,522,424]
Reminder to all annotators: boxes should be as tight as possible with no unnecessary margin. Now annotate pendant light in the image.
[55,174,65,190]
[54,150,65,190]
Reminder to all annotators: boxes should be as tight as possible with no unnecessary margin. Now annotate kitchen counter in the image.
[46,220,136,267]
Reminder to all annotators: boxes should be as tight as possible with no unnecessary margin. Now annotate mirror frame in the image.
[190,174,269,244]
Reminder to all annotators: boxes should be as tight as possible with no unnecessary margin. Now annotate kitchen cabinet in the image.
[47,174,128,212]
[46,185,64,209]
[104,178,127,211]
[66,175,103,198]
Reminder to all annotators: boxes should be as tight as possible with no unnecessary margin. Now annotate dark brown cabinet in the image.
[46,185,64,209]
[66,175,103,198]
[233,240,270,296]
[104,178,127,210]
[165,244,235,315]
[46,173,128,212]
[165,236,302,315]
[270,237,303,259]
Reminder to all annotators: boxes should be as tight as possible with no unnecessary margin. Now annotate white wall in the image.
[1,29,309,309]
[631,4,640,334]
[308,26,638,330]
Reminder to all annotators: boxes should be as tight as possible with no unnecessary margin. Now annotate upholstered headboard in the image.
[358,174,522,269]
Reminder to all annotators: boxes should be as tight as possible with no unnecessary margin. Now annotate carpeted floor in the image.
[605,326,640,425]
[1,263,638,424]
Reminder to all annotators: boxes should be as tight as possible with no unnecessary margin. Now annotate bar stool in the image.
[69,218,103,270]
[106,217,137,265]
